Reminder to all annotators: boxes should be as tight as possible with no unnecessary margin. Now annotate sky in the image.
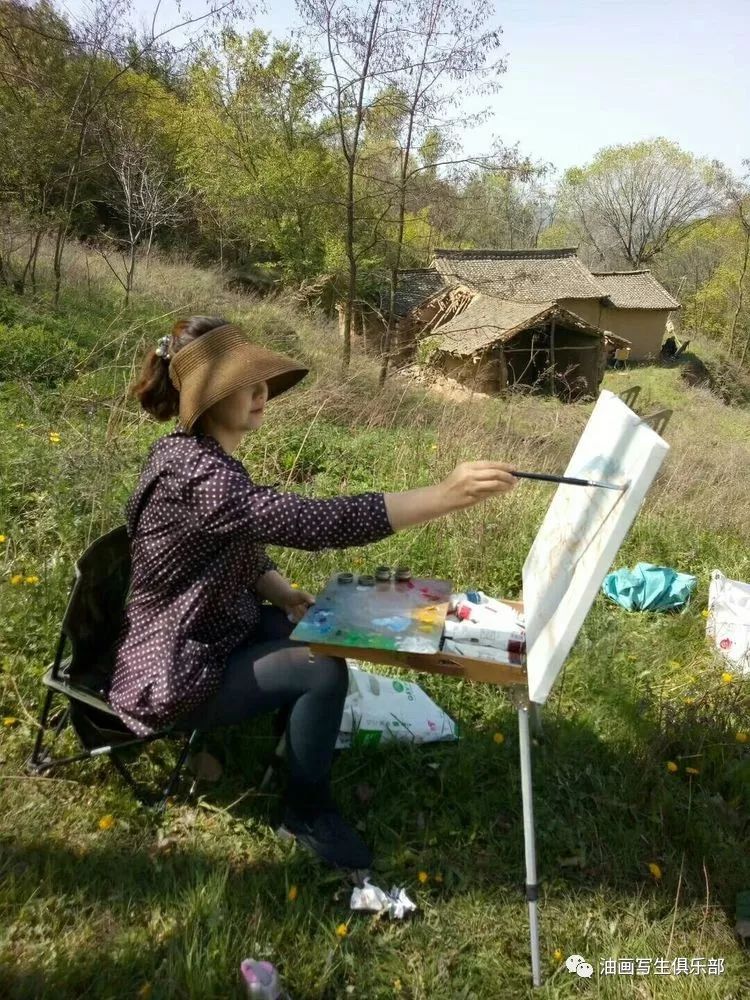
[60,0,748,177]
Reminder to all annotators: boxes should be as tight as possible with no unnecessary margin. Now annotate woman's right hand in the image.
[440,461,518,512]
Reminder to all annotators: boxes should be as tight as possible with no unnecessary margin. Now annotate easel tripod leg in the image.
[518,704,542,987]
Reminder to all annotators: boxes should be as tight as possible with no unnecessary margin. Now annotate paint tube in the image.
[450,591,525,627]
[443,617,526,654]
[468,590,524,617]
[442,637,525,665]
[455,600,524,632]
[449,590,491,610]
[448,592,469,613]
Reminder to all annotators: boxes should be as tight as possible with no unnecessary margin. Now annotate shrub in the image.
[0,321,83,385]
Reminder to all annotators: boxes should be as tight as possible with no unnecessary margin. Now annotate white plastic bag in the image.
[350,878,417,919]
[707,570,750,676]
[336,662,458,749]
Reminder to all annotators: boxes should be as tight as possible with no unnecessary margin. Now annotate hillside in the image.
[1,243,749,999]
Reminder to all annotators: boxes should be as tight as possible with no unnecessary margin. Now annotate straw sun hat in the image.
[166,323,309,433]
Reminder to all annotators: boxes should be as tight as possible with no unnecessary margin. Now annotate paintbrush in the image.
[511,470,626,491]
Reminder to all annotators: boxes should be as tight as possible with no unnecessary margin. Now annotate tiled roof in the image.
[431,296,603,356]
[431,247,604,301]
[591,270,681,310]
[378,269,447,317]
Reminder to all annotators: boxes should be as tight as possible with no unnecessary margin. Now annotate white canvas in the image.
[523,390,670,704]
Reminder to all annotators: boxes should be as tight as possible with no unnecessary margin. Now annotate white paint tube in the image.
[468,590,515,612]
[443,617,526,653]
[442,638,525,665]
[455,600,523,631]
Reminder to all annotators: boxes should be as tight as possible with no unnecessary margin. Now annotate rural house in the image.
[344,247,679,398]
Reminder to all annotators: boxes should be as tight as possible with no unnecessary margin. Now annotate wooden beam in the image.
[549,315,557,395]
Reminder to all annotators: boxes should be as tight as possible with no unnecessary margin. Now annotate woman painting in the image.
[109,316,517,870]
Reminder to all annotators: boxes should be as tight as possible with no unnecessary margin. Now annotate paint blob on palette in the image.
[290,574,453,653]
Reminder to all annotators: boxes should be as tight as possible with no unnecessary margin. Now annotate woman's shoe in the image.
[277,804,373,871]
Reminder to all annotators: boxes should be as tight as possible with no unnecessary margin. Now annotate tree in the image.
[179,28,340,282]
[0,0,82,293]
[445,167,555,250]
[294,0,408,374]
[713,159,750,360]
[93,113,189,304]
[559,138,718,269]
[368,0,514,386]
[0,0,248,303]
[296,0,522,380]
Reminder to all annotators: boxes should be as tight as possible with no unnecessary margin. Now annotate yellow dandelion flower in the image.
[10,574,24,585]
[685,767,700,775]
[701,609,709,619]
[553,948,564,962]
[15,423,26,429]
[98,814,115,830]
[291,583,299,589]
[666,761,678,773]
[335,923,348,938]
[0,535,6,543]
[668,660,681,670]
[648,862,662,880]
[288,885,298,902]
[418,870,429,883]
[722,672,734,684]
[493,732,505,744]
[736,732,749,744]
[3,716,18,727]
[431,444,437,450]
[24,575,40,585]
[683,697,695,705]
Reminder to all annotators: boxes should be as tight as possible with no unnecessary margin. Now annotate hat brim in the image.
[176,341,309,433]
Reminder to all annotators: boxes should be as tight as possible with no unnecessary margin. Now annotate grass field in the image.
[1,241,749,999]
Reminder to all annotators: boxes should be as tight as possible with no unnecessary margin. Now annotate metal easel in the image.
[509,391,673,988]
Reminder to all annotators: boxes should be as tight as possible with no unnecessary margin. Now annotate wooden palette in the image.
[290,574,453,653]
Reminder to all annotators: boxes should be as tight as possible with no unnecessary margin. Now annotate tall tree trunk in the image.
[727,231,749,356]
[342,263,354,371]
[145,228,154,270]
[740,328,750,367]
[28,227,44,294]
[125,242,137,306]
[53,220,66,306]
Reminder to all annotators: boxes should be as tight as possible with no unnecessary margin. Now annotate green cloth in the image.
[602,562,697,612]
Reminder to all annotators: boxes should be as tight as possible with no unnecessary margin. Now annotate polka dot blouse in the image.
[108,425,395,736]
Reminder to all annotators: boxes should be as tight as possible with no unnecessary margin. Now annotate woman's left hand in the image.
[278,587,316,624]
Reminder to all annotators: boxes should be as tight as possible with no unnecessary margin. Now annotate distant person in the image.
[613,347,631,370]
[661,335,678,359]
[110,316,518,870]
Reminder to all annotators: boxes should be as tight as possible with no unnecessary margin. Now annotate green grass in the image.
[1,243,749,998]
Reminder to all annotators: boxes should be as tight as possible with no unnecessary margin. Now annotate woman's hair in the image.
[128,315,229,431]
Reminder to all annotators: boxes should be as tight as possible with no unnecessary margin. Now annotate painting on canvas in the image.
[523,390,670,704]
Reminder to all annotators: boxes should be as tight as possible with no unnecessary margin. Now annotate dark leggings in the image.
[175,603,349,807]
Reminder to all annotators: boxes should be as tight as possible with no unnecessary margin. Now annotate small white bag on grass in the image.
[336,662,458,749]
[707,570,750,677]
